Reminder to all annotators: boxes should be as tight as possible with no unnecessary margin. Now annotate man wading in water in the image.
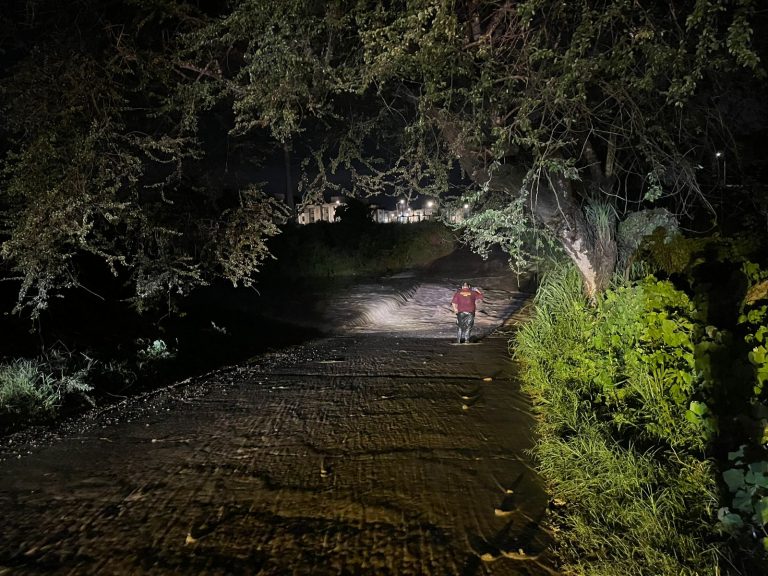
[451,282,483,343]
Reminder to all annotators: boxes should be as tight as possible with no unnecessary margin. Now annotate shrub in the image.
[638,246,768,565]
[516,264,722,575]
[0,360,58,419]
[137,338,175,363]
[263,220,456,280]
[0,357,93,429]
[716,261,768,557]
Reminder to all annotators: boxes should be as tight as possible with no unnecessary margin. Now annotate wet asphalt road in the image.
[0,267,556,575]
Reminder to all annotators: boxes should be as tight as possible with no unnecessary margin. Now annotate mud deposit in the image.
[0,260,557,575]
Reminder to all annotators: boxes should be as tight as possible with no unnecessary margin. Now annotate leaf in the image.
[728,445,746,461]
[745,281,768,306]
[733,489,754,513]
[684,410,698,425]
[749,346,767,366]
[754,497,768,526]
[689,400,708,416]
[745,471,768,489]
[723,468,746,493]
[717,507,744,533]
[661,318,676,343]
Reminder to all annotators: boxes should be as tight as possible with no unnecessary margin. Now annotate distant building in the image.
[295,195,455,225]
[373,197,439,223]
[296,196,344,224]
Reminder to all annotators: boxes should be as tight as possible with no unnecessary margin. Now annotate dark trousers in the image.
[456,312,475,343]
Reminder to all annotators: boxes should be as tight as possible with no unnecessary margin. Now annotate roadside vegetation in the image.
[1,2,766,567]
[263,205,455,281]
[0,353,94,434]
[516,233,768,575]
[0,220,455,435]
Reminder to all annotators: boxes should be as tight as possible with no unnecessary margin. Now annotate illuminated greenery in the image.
[517,265,721,574]
[517,235,768,572]
[0,356,94,430]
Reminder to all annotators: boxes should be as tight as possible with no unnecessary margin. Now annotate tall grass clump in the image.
[0,357,93,431]
[516,263,723,575]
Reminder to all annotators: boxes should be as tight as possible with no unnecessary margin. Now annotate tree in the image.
[1,1,763,314]
[335,198,376,229]
[179,0,764,297]
[0,0,287,316]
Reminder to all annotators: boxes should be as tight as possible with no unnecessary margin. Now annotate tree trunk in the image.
[456,158,617,299]
[436,115,617,297]
[535,170,617,298]
[283,141,295,216]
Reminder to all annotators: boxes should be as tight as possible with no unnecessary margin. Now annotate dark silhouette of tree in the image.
[334,199,375,229]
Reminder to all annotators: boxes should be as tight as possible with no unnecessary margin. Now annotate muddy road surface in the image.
[0,257,556,575]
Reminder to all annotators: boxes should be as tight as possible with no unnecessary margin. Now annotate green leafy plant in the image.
[137,339,175,365]
[0,360,58,419]
[516,263,722,575]
[720,446,768,549]
[0,357,93,428]
[741,262,768,398]
[716,261,768,554]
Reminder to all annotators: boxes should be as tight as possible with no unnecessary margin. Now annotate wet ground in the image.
[0,252,557,575]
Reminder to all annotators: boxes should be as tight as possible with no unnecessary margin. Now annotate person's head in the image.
[461,281,470,289]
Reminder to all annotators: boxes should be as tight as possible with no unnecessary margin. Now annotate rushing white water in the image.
[315,277,528,339]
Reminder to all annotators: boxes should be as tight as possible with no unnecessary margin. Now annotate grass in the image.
[0,357,93,430]
[515,263,725,575]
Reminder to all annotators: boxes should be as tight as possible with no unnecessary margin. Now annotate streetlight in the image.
[425,200,434,221]
[715,151,726,187]
[398,198,406,222]
[452,203,470,223]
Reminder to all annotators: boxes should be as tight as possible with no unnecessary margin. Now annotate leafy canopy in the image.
[0,0,763,312]
[0,0,287,315]
[180,0,762,265]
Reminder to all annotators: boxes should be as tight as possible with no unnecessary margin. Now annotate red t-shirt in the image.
[452,287,483,313]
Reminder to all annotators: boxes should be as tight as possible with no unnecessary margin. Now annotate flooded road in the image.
[0,259,556,575]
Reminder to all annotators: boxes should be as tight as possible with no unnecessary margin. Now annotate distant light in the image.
[399,199,405,204]
[715,151,723,158]
[427,201,434,208]
[335,200,340,204]
[463,203,469,209]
